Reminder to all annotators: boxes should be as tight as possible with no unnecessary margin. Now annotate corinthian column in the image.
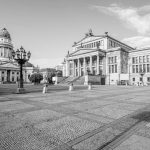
[78,59,80,76]
[97,55,100,75]
[83,57,86,75]
[66,60,70,76]
[90,56,92,74]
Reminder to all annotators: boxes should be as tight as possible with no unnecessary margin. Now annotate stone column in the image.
[97,55,100,75]
[83,57,86,75]
[78,58,80,76]
[66,60,70,76]
[72,59,75,77]
[90,56,92,74]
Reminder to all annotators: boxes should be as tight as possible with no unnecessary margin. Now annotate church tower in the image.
[0,28,13,61]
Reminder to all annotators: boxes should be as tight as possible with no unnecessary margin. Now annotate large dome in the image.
[24,62,34,67]
[0,28,11,40]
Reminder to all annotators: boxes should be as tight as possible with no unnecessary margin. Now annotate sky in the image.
[0,0,150,68]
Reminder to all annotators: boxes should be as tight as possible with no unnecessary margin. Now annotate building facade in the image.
[63,30,150,85]
[0,28,34,83]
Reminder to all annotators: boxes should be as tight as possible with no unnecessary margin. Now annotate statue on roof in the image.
[88,29,93,36]
[105,32,108,36]
[85,29,94,37]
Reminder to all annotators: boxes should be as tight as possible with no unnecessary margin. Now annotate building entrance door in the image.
[101,77,105,85]
[7,70,10,82]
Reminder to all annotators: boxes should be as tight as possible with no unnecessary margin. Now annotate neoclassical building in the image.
[62,30,150,85]
[0,28,34,83]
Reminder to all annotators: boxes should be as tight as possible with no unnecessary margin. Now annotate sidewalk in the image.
[0,85,150,150]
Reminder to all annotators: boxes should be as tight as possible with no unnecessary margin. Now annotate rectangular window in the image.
[132,57,135,64]
[147,77,150,82]
[99,59,102,65]
[140,77,143,81]
[99,66,103,75]
[139,56,142,63]
[2,71,4,74]
[135,57,138,64]
[147,55,150,62]
[143,56,146,63]
[2,77,4,81]
[136,65,138,73]
[108,57,111,64]
[112,65,114,73]
[143,64,146,72]
[12,77,14,81]
[147,64,150,72]
[133,78,135,81]
[111,57,113,64]
[109,65,111,73]
[115,64,117,73]
[114,56,117,63]
[139,64,142,72]
[12,72,14,74]
[132,65,135,73]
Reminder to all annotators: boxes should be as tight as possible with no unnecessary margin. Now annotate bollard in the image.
[69,83,74,91]
[43,84,48,94]
[88,83,92,90]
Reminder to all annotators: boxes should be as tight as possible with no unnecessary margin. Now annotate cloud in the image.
[30,58,63,68]
[122,36,150,48]
[92,4,150,35]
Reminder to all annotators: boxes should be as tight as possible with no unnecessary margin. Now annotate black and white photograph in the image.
[0,0,150,149]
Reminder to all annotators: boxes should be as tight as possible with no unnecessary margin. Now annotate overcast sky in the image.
[1,0,150,68]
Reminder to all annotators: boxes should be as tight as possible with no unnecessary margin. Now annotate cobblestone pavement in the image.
[1,85,150,150]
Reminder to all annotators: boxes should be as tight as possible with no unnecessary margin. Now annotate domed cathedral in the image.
[0,28,34,83]
[0,28,13,61]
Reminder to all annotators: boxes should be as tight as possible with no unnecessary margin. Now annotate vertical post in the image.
[97,55,100,75]
[83,57,86,75]
[20,62,23,88]
[90,56,92,74]
[72,59,75,77]
[78,58,80,76]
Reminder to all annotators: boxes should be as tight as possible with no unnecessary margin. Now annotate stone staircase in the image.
[73,76,85,85]
[59,76,78,85]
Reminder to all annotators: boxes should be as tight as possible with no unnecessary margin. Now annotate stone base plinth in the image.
[16,88,26,94]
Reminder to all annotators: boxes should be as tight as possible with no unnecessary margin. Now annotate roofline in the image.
[72,35,106,47]
[107,35,134,50]
[72,34,134,50]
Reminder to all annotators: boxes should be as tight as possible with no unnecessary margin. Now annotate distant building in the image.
[62,30,150,85]
[0,28,34,83]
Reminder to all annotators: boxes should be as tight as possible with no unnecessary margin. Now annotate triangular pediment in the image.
[0,62,19,69]
[74,35,105,46]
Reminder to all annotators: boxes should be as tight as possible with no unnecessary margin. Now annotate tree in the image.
[29,73,43,84]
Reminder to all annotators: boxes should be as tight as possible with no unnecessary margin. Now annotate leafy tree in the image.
[29,73,43,84]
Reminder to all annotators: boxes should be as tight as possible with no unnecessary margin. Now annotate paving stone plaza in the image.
[0,85,150,150]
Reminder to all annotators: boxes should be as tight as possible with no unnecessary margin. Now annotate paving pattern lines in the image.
[0,100,34,113]
[0,127,64,150]
[113,135,150,150]
[73,112,114,124]
[61,100,116,112]
[34,116,102,143]
[0,109,65,134]
[87,106,134,119]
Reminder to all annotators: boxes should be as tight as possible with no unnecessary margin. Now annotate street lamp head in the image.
[20,46,24,53]
[16,49,20,59]
[27,51,31,59]
[12,50,15,58]
[23,50,26,59]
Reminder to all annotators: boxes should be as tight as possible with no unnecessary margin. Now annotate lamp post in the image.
[12,46,31,93]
